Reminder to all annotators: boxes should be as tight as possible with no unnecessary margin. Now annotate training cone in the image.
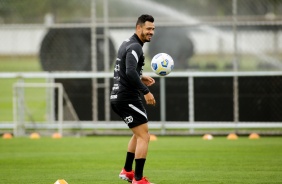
[202,134,213,140]
[54,179,68,184]
[30,132,40,139]
[227,133,238,140]
[2,133,13,139]
[150,134,157,141]
[249,133,260,139]
[52,132,62,139]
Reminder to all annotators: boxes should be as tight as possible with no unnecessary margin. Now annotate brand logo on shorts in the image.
[124,116,133,124]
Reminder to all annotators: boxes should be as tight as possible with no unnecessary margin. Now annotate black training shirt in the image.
[110,34,150,102]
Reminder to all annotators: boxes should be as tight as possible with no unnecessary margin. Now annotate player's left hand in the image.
[144,92,156,106]
[141,75,155,86]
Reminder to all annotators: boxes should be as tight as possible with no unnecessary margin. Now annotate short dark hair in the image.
[136,14,154,27]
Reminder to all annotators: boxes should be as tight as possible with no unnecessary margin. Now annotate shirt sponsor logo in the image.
[114,64,120,72]
[113,76,120,81]
[112,84,119,90]
[110,95,117,99]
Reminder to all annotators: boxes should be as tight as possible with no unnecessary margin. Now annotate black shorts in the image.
[111,100,148,128]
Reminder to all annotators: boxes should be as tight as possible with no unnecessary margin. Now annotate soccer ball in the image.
[151,53,174,76]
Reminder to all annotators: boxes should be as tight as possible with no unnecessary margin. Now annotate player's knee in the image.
[143,132,150,143]
[136,132,150,143]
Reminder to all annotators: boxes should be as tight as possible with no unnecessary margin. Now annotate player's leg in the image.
[126,134,137,170]
[128,134,137,153]
[113,101,152,183]
[111,102,135,182]
[123,135,137,171]
[119,135,136,182]
[131,123,150,182]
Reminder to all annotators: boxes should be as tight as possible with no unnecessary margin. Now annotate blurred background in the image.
[0,0,282,136]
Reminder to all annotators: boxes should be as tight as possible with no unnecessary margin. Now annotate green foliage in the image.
[0,136,281,183]
[0,0,91,23]
[152,0,282,16]
[1,0,282,24]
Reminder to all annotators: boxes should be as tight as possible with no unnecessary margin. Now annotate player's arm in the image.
[141,75,155,87]
[125,44,149,95]
[125,44,156,106]
[144,92,156,106]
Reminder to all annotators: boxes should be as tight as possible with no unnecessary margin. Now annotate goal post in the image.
[13,82,65,137]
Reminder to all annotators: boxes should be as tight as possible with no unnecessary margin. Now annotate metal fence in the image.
[1,71,282,136]
[1,0,282,135]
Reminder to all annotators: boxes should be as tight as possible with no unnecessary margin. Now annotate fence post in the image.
[57,84,64,136]
[14,79,26,137]
[233,0,239,129]
[103,0,111,121]
[160,77,166,134]
[91,0,98,122]
[189,76,195,133]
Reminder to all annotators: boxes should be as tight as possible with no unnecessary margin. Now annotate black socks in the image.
[135,158,146,181]
[123,152,146,181]
[124,152,135,172]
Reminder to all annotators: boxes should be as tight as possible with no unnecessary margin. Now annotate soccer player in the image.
[110,14,156,184]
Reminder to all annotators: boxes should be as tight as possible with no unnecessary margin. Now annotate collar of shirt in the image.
[133,33,144,47]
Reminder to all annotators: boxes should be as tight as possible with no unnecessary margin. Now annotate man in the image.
[110,14,156,184]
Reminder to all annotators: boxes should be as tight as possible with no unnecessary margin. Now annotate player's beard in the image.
[141,31,153,42]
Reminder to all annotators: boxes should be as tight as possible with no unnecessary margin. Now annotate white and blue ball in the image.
[151,53,174,76]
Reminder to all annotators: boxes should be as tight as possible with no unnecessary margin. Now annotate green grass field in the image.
[1,136,282,184]
[0,56,42,72]
[0,56,45,121]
